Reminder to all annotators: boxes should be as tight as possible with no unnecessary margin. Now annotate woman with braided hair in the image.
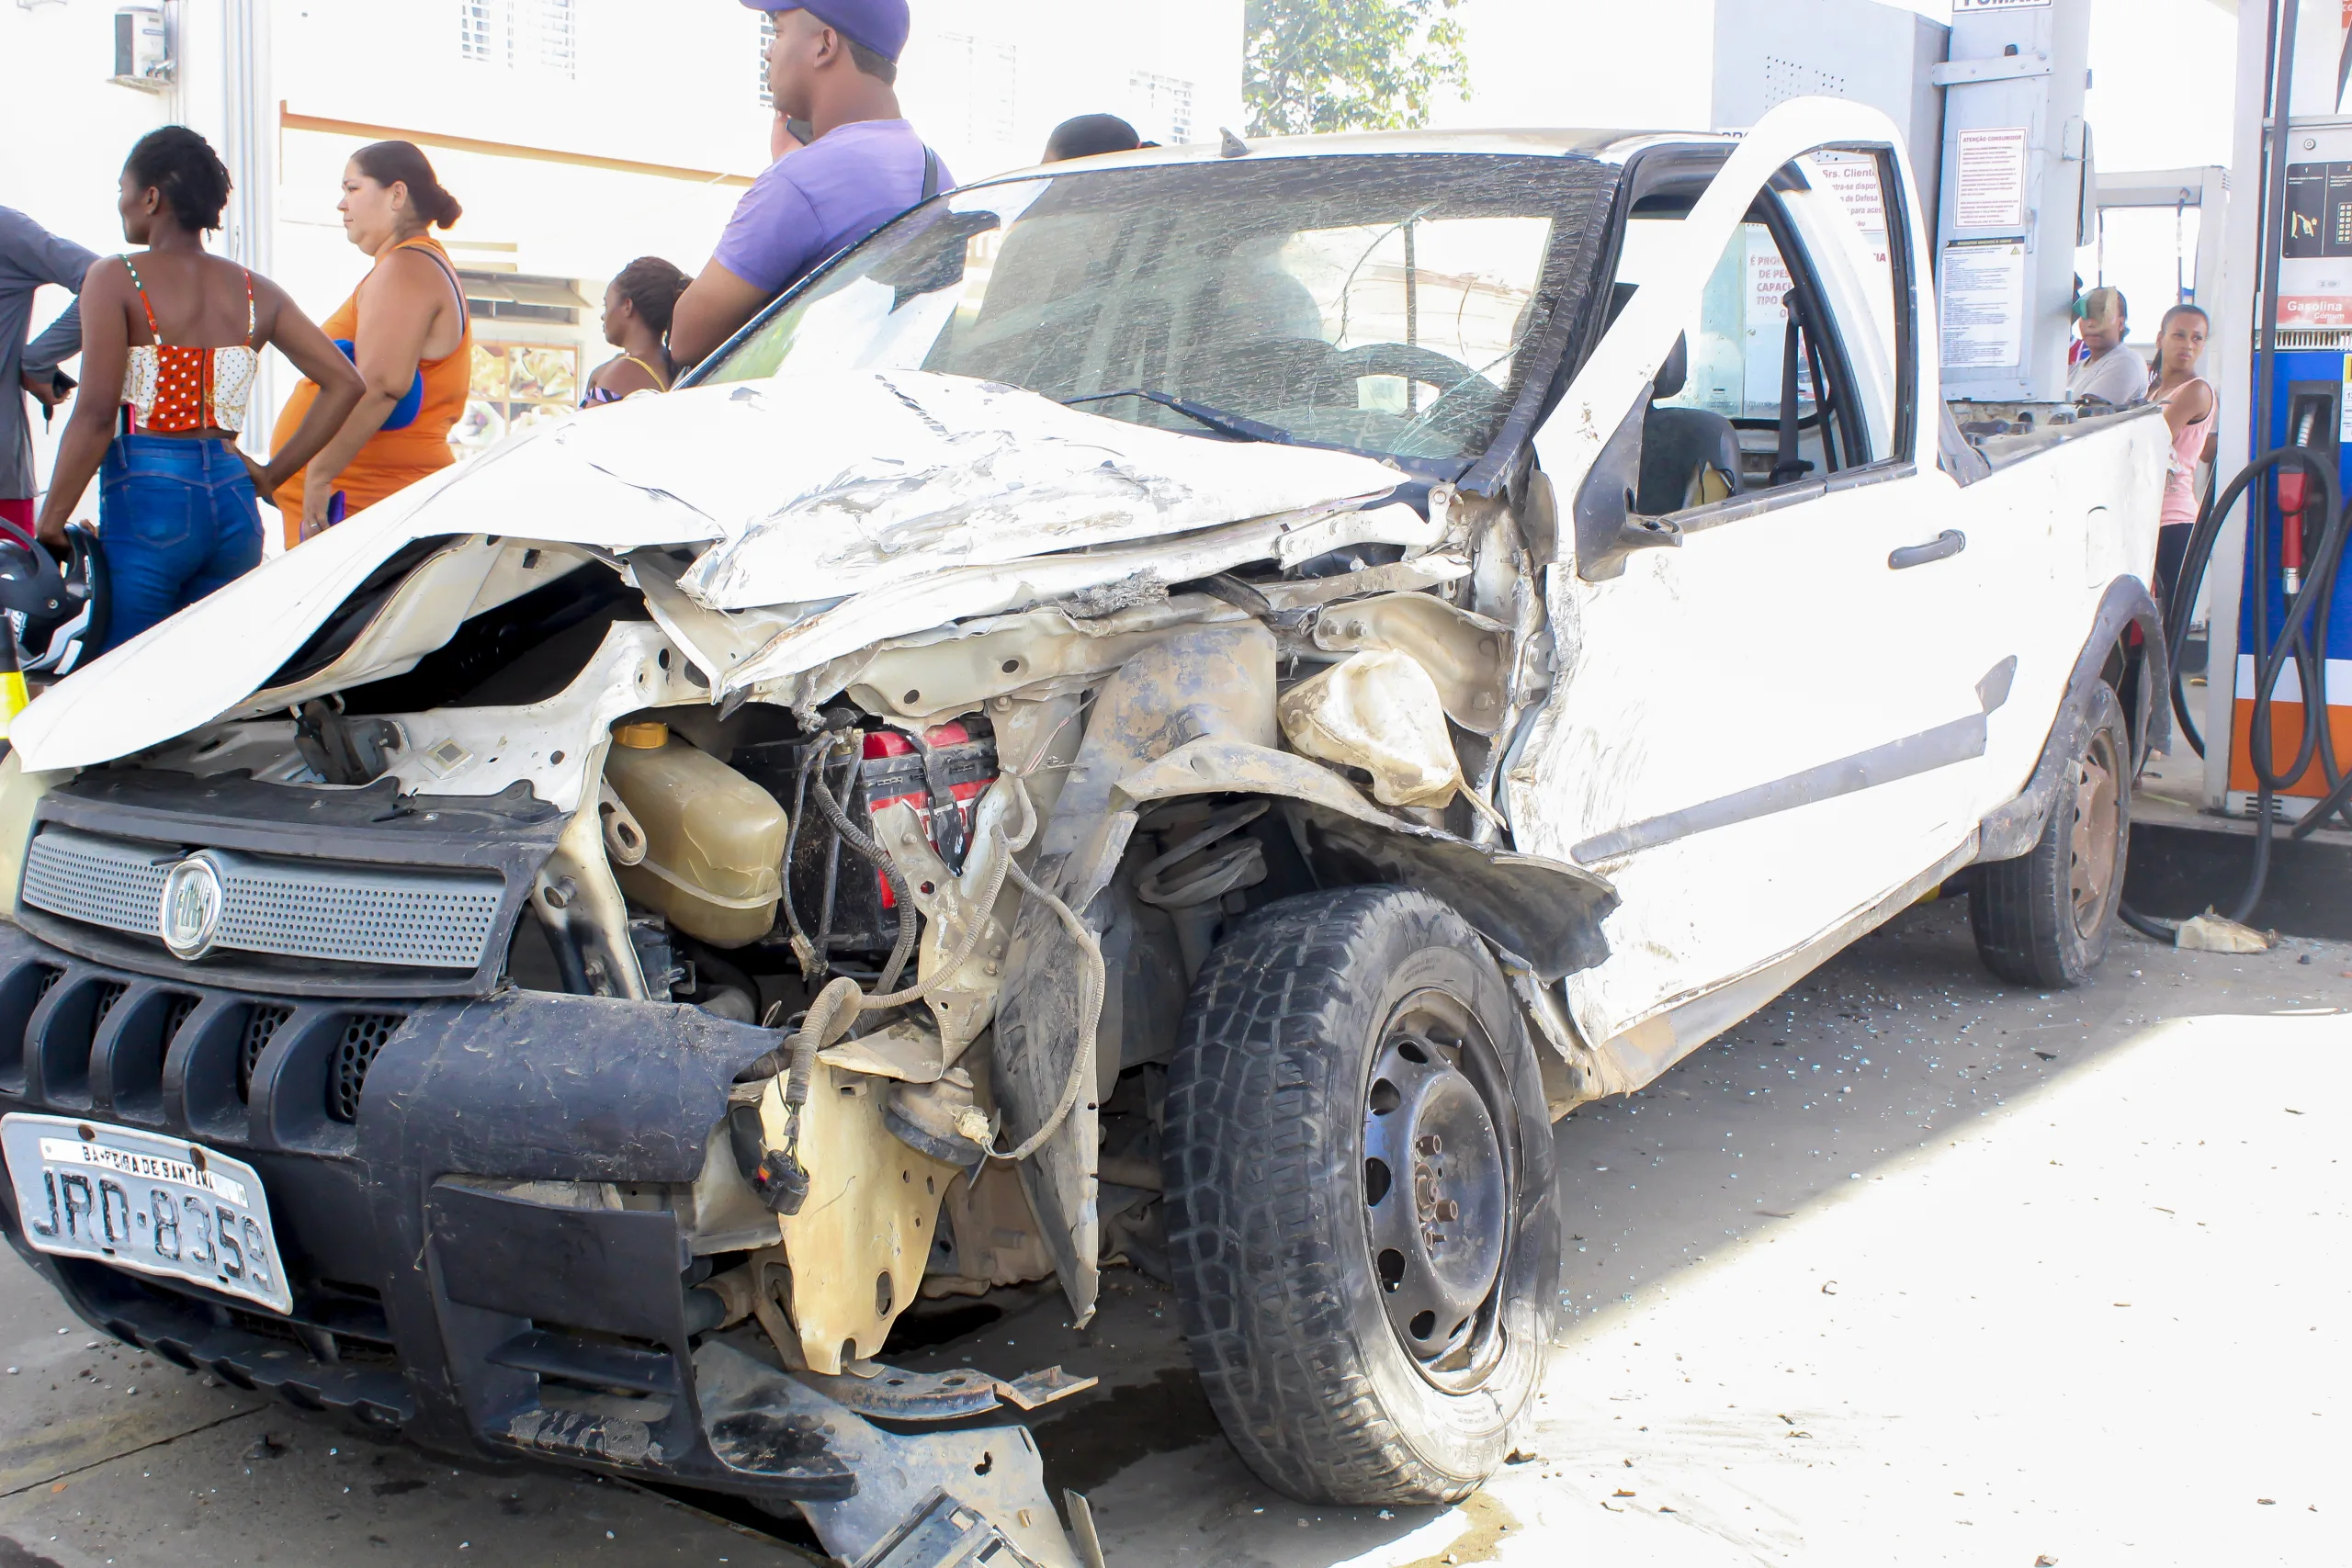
[33,126,361,653]
[583,256,690,406]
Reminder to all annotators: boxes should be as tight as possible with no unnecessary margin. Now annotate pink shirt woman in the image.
[2151,304,2217,530]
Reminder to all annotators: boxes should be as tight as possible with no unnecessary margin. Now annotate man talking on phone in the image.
[670,0,947,367]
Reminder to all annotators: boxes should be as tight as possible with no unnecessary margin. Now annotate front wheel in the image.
[1971,681,2132,987]
[1161,886,1559,1505]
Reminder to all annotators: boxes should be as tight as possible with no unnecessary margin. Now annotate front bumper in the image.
[0,920,980,1520]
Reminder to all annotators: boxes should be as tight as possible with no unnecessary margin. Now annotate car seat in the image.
[1635,333,1742,515]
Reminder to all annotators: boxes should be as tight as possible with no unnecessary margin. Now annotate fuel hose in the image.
[2116,444,2350,940]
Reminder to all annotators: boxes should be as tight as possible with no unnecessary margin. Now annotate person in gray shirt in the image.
[2067,285,2149,409]
[2,206,98,547]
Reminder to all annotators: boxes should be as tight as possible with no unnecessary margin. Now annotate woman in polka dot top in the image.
[33,127,361,656]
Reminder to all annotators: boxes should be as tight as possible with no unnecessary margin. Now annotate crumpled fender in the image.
[1114,738,1619,981]
[1976,576,2168,863]
[993,624,1277,1326]
[992,626,1618,1326]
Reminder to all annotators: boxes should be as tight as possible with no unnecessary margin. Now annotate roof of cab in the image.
[970,126,1735,186]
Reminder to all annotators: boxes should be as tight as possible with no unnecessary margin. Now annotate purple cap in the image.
[741,0,910,63]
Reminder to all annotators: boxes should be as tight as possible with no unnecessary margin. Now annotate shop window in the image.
[933,32,1020,147]
[1130,71,1195,144]
[459,271,589,326]
[455,342,578,454]
[458,0,575,78]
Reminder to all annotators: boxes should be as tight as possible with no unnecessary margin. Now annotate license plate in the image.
[2,1113,292,1314]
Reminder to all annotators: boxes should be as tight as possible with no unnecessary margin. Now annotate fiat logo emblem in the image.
[157,854,226,961]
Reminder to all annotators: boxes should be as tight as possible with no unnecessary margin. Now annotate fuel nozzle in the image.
[2279,394,2331,593]
[2279,468,2309,594]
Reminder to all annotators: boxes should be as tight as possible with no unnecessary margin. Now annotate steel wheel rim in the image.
[2068,727,2122,937]
[1359,987,1515,1393]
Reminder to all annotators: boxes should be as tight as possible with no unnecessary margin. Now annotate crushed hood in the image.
[8,370,1404,773]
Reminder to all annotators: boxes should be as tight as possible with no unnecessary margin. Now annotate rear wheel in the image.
[1972,681,2131,987]
[1162,886,1558,1505]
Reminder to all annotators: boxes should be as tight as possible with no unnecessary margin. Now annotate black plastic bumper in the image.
[0,920,869,1504]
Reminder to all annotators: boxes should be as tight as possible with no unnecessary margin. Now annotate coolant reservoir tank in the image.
[601,722,786,948]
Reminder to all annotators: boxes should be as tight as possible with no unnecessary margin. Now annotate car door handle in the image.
[1889,529,1966,570]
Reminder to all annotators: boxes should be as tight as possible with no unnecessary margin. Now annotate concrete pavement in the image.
[4,896,2346,1566]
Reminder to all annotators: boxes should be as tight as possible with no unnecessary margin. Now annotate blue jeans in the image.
[97,434,264,654]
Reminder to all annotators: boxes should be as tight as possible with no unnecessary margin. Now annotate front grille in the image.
[329,1013,403,1123]
[22,827,503,971]
[22,833,167,931]
[239,1004,293,1101]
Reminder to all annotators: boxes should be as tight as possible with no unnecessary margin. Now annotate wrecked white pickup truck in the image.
[0,99,2165,1563]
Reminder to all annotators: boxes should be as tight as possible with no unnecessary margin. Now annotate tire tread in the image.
[1162,886,1498,1505]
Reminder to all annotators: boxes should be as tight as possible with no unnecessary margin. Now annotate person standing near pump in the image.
[582,257,692,405]
[2150,302,2217,604]
[669,0,947,367]
[2067,285,2148,408]
[1,207,98,550]
[31,128,363,655]
[271,141,471,546]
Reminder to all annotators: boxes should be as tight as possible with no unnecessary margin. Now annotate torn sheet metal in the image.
[871,782,1027,1058]
[1254,554,1472,609]
[694,1340,1080,1568]
[791,1359,1100,1423]
[997,625,1277,1327]
[718,498,1437,705]
[1310,591,1514,733]
[677,369,1403,608]
[759,1054,960,1374]
[829,597,1250,727]
[9,369,1407,775]
[1113,736,1618,981]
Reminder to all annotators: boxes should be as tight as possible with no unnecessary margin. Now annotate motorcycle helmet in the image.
[0,524,108,677]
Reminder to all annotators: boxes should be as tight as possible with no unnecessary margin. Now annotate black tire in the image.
[1161,886,1559,1506]
[1972,682,2132,987]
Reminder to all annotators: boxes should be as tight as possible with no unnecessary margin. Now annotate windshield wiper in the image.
[1062,389,1295,446]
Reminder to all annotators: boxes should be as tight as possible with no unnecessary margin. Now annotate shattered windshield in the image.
[698,153,1615,474]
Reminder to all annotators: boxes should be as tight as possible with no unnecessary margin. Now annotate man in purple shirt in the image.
[671,0,947,365]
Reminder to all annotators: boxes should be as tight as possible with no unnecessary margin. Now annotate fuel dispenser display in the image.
[2223,118,2352,824]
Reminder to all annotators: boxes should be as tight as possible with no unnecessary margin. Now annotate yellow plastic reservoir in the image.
[601,724,786,948]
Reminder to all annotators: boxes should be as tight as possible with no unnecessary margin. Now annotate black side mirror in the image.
[1572,394,1682,581]
[1653,333,1689,400]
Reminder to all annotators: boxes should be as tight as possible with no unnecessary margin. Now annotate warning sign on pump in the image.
[1953,128,2030,230]
[1940,242,2027,369]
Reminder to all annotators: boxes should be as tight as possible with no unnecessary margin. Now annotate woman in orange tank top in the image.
[271,141,471,547]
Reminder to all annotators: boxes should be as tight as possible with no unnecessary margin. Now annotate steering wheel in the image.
[1307,343,1505,445]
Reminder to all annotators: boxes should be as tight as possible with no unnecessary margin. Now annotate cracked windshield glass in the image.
[700,154,1611,473]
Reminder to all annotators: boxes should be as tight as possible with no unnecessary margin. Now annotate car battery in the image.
[735,720,998,955]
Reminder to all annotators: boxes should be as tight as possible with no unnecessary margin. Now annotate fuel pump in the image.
[2122,0,2352,937]
[2210,120,2352,835]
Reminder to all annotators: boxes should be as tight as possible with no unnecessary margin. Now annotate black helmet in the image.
[0,525,108,677]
